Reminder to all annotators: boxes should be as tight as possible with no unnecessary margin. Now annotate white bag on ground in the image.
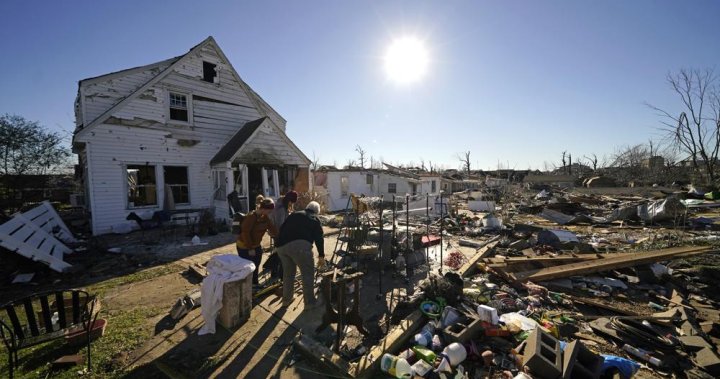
[198,254,255,335]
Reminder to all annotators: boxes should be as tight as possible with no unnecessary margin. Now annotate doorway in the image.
[248,165,263,208]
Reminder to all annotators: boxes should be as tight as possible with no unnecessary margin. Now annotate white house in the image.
[72,37,310,235]
[419,173,443,195]
[314,168,421,211]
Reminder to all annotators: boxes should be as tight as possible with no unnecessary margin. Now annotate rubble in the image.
[310,184,720,379]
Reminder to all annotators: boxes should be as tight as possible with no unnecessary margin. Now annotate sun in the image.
[384,36,429,84]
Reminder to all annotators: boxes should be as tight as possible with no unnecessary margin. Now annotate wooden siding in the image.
[86,124,216,234]
[234,123,307,166]
[82,64,170,126]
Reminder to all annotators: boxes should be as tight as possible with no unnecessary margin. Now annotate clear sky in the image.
[1,1,719,171]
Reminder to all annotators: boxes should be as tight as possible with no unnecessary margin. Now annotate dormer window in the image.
[169,92,189,122]
[203,61,217,83]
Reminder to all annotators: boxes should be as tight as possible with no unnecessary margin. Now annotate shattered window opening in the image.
[388,183,397,193]
[169,93,189,122]
[127,165,157,208]
[340,176,349,197]
[164,166,190,204]
[203,61,217,83]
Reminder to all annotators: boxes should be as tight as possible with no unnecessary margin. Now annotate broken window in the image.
[169,92,189,122]
[340,176,349,197]
[366,174,373,185]
[203,61,217,83]
[164,166,189,204]
[127,165,157,207]
[388,183,397,193]
[431,180,436,193]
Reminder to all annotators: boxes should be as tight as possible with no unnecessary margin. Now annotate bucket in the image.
[380,354,412,378]
[442,342,467,366]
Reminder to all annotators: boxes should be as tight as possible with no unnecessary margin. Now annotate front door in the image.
[233,164,250,213]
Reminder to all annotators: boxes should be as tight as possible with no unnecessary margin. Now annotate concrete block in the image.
[218,275,252,329]
[523,327,562,379]
[695,347,720,376]
[562,340,602,379]
[443,315,483,343]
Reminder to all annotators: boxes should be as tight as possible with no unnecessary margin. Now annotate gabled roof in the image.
[74,36,285,142]
[210,117,267,165]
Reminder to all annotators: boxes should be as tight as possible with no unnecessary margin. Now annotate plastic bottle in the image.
[622,344,662,367]
[413,329,432,347]
[380,354,412,378]
[411,345,437,364]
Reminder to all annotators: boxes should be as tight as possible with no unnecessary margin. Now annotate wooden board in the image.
[513,246,712,282]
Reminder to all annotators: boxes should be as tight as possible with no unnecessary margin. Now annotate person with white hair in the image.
[275,201,325,308]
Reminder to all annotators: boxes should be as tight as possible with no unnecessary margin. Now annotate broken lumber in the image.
[513,245,712,282]
[456,238,499,276]
[294,334,352,378]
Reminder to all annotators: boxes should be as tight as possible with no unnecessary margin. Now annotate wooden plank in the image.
[294,334,352,378]
[351,310,424,378]
[456,238,499,277]
[514,246,712,282]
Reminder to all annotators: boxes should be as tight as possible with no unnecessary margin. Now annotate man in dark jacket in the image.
[276,201,325,308]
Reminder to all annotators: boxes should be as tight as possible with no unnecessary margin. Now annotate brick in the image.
[443,315,483,343]
[523,327,562,379]
[562,340,602,379]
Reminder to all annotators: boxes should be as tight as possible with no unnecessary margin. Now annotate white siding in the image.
[82,64,170,125]
[323,171,419,211]
[235,123,307,166]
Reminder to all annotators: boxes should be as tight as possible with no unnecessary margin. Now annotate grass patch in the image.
[0,306,164,379]
[87,263,183,298]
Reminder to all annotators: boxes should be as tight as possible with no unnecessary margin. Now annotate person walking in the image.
[276,201,325,308]
[237,198,279,286]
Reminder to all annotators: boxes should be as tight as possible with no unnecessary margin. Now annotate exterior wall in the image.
[419,175,442,195]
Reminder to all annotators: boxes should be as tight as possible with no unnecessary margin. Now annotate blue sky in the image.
[1,1,719,171]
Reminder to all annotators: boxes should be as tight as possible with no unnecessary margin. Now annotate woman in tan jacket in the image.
[237,198,279,285]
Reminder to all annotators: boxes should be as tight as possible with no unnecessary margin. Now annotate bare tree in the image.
[561,151,567,174]
[456,151,471,176]
[345,158,357,169]
[355,145,367,169]
[310,151,320,171]
[584,154,599,171]
[648,68,720,184]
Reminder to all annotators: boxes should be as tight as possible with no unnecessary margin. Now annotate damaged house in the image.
[72,37,310,235]
[314,167,422,211]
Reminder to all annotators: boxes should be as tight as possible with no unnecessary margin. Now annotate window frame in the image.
[366,174,373,185]
[164,165,191,205]
[126,164,158,209]
[388,182,397,194]
[167,91,193,124]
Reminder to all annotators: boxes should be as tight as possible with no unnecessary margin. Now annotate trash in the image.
[442,342,467,366]
[499,312,539,332]
[477,304,499,325]
[380,353,412,378]
[600,355,641,379]
[440,306,461,328]
[411,345,437,364]
[622,344,662,367]
[411,359,433,376]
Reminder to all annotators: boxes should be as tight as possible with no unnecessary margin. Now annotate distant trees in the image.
[457,151,471,175]
[0,114,70,176]
[649,68,720,184]
[355,145,367,168]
